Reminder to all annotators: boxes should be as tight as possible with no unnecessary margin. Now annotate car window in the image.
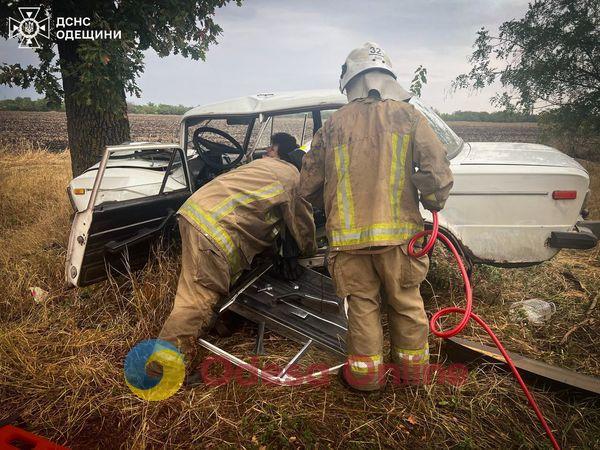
[162,150,186,192]
[409,97,463,159]
[320,109,336,125]
[94,147,188,206]
[254,112,314,151]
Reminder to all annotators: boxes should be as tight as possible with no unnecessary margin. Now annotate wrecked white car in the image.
[66,90,596,288]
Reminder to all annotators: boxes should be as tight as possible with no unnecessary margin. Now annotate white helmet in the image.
[339,42,396,93]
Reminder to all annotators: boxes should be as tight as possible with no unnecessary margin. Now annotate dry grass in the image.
[1,143,599,449]
[580,159,600,218]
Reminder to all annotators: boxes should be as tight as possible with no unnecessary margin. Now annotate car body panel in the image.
[69,166,187,211]
[433,163,589,263]
[444,143,589,263]
[462,142,587,169]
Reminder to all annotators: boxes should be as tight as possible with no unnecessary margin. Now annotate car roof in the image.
[182,89,347,120]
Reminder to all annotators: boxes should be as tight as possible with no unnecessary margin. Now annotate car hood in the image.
[461,142,585,170]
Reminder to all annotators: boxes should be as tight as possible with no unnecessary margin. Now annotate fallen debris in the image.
[509,298,556,325]
[28,286,49,303]
[444,337,600,396]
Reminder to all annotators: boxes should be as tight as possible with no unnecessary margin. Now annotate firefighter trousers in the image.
[159,218,231,364]
[328,245,430,390]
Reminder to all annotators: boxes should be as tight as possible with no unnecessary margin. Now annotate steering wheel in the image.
[192,126,245,170]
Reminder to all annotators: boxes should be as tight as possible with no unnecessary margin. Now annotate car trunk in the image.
[461,142,586,170]
[441,142,590,264]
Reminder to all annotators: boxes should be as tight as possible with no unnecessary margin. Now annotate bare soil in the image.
[446,120,540,144]
[0,111,542,151]
[0,111,180,150]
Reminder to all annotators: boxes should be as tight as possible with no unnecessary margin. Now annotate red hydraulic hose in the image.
[408,211,560,450]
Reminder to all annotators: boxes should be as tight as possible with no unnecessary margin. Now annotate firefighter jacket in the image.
[179,157,317,278]
[300,97,453,251]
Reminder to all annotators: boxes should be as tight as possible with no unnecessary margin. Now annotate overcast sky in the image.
[1,0,530,113]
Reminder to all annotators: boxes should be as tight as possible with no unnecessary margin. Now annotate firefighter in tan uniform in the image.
[300,43,453,391]
[159,133,317,367]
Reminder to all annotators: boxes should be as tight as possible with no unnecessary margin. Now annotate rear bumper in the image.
[549,223,598,250]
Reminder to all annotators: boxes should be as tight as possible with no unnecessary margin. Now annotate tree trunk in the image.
[56,40,131,177]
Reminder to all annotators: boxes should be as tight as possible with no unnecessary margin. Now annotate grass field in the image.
[0,114,599,448]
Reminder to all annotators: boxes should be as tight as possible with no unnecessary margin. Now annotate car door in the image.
[65,143,192,287]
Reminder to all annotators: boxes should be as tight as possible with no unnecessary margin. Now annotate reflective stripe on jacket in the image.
[179,157,317,277]
[300,97,453,251]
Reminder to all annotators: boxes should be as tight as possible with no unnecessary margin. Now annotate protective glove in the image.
[273,227,302,281]
[280,255,302,281]
[420,192,443,212]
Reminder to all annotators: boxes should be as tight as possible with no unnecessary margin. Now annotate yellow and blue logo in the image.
[124,339,185,401]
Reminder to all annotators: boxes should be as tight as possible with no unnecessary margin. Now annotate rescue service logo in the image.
[8,7,50,49]
[7,7,122,50]
[124,339,185,401]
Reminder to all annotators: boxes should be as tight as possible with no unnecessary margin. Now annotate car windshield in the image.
[409,97,463,159]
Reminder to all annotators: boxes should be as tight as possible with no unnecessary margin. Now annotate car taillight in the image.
[552,190,577,200]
